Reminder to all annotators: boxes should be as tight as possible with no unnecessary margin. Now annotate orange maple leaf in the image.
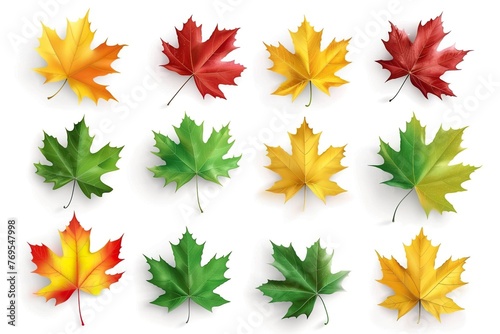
[29,213,123,325]
[34,10,125,103]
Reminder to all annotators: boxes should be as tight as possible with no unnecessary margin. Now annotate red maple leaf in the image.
[377,14,469,101]
[161,16,245,105]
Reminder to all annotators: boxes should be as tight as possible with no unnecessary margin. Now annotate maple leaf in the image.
[34,10,125,103]
[161,16,245,105]
[373,114,478,221]
[258,240,348,325]
[144,229,230,323]
[264,18,350,106]
[29,213,123,325]
[377,228,468,322]
[376,14,469,101]
[149,113,240,212]
[35,117,123,208]
[265,118,346,208]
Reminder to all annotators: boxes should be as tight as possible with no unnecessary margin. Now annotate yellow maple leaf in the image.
[35,10,125,103]
[265,118,346,207]
[377,228,468,322]
[264,18,350,106]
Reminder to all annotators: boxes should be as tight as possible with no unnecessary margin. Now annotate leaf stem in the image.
[417,300,421,324]
[186,298,191,323]
[303,186,306,211]
[63,179,77,209]
[305,81,313,107]
[392,188,413,222]
[389,74,409,102]
[48,79,67,100]
[167,75,193,106]
[195,175,203,213]
[317,294,329,325]
[77,289,85,326]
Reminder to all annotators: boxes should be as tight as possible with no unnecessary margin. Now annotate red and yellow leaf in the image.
[29,213,123,325]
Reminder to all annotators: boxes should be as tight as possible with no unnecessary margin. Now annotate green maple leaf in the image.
[144,229,230,323]
[374,113,479,221]
[35,117,122,208]
[257,240,349,325]
[149,113,240,212]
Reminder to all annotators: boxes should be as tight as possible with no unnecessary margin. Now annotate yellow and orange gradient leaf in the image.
[34,10,125,103]
[29,213,123,325]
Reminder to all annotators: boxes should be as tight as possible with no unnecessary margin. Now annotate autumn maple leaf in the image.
[377,228,468,322]
[29,213,123,325]
[377,14,469,101]
[373,114,478,221]
[265,118,346,208]
[35,10,125,103]
[264,18,350,106]
[161,16,245,105]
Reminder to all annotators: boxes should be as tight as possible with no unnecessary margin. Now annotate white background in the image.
[2,0,499,333]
